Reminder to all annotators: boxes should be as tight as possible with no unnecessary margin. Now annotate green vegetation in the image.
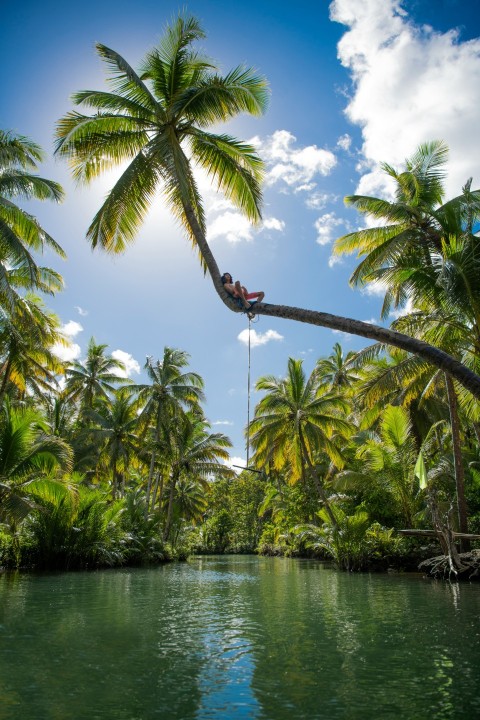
[1,17,480,576]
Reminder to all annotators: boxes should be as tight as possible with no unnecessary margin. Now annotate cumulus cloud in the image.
[208,210,254,244]
[314,212,344,246]
[111,349,141,378]
[51,342,81,363]
[51,320,83,362]
[62,320,83,337]
[212,420,234,426]
[203,130,337,242]
[207,209,285,244]
[261,130,337,190]
[262,217,286,232]
[330,0,480,197]
[237,328,284,348]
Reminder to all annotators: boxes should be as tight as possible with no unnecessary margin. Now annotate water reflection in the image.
[1,557,480,719]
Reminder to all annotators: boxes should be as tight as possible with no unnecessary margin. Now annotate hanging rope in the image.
[246,315,252,467]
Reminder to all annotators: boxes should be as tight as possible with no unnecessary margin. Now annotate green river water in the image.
[1,555,480,719]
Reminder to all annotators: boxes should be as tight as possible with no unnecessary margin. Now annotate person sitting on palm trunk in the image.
[221,272,265,312]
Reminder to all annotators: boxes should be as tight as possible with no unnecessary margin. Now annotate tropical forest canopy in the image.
[1,16,480,575]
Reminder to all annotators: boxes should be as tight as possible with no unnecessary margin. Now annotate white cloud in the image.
[111,349,141,378]
[74,305,88,317]
[262,217,285,232]
[51,320,83,362]
[51,341,81,363]
[237,328,284,348]
[337,133,352,151]
[294,182,317,193]
[207,210,284,244]
[208,210,254,244]
[262,130,337,190]
[305,192,335,210]
[330,0,480,197]
[203,130,336,242]
[314,212,344,246]
[62,320,83,337]
[212,419,234,426]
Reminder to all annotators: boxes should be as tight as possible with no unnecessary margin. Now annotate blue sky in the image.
[2,0,480,465]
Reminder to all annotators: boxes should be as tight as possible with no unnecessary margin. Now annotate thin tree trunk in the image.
[298,427,338,528]
[144,451,156,517]
[181,200,480,401]
[151,470,163,512]
[163,471,178,541]
[445,374,469,550]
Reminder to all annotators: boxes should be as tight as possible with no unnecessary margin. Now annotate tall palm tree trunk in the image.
[298,427,337,528]
[445,374,469,549]
[151,470,163,512]
[163,471,178,541]
[144,452,156,517]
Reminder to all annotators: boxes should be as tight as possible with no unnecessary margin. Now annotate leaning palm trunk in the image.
[55,23,480,405]
[183,199,480,401]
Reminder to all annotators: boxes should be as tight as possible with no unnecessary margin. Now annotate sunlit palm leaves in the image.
[250,357,352,480]
[64,337,129,411]
[0,294,65,405]
[55,14,268,265]
[0,130,65,310]
[0,401,72,527]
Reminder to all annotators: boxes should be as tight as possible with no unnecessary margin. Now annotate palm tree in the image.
[0,130,65,310]
[316,342,358,391]
[0,294,65,406]
[131,348,205,513]
[55,15,266,260]
[335,404,423,528]
[86,390,140,498]
[0,400,73,561]
[170,476,209,541]
[333,144,480,539]
[54,18,480,400]
[64,337,128,411]
[160,411,232,541]
[249,357,352,525]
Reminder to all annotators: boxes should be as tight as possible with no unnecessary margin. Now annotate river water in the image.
[1,555,479,719]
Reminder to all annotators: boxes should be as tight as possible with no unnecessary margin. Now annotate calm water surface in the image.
[1,556,480,719]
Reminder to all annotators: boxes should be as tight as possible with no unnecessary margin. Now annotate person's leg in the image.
[245,291,264,302]
[234,281,251,308]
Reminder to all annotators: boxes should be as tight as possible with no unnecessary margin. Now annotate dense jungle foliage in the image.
[1,19,480,574]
